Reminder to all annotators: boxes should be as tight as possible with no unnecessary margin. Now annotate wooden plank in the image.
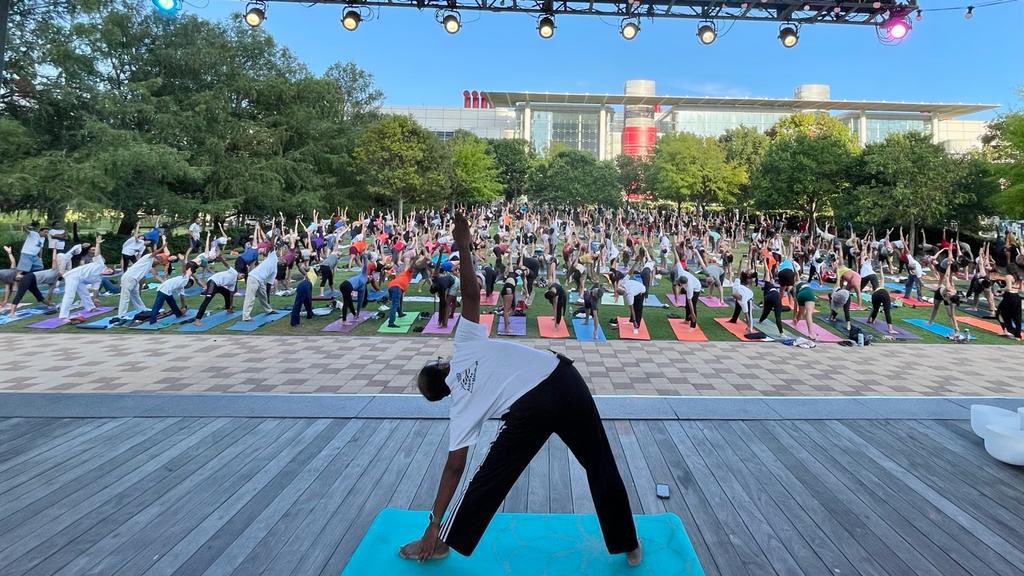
[696,421,837,576]
[680,422,808,576]
[797,420,1014,576]
[566,441,594,514]
[0,419,131,491]
[615,421,664,514]
[6,419,258,576]
[0,418,113,478]
[0,418,29,439]
[754,420,941,576]
[526,432,551,514]
[44,419,288,576]
[0,419,86,462]
[547,435,573,514]
[287,421,415,576]
[389,421,448,508]
[603,421,641,516]
[723,422,889,576]
[663,420,778,576]
[259,420,398,576]
[630,421,718,576]
[170,419,354,576]
[908,421,1024,498]
[226,420,378,576]
[411,421,452,510]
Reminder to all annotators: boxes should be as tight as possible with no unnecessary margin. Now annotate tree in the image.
[353,114,444,218]
[615,154,650,200]
[987,110,1024,218]
[767,111,858,149]
[719,126,769,207]
[323,61,384,128]
[750,130,857,236]
[649,132,745,210]
[446,131,503,204]
[486,138,533,202]
[843,131,955,248]
[527,149,620,207]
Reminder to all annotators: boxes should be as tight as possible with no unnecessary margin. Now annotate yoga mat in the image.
[904,318,977,340]
[497,314,527,336]
[572,318,606,342]
[28,306,112,329]
[343,508,704,576]
[666,293,686,307]
[0,305,52,325]
[177,310,241,332]
[698,295,727,308]
[817,293,864,311]
[183,286,204,297]
[897,295,930,308]
[322,312,374,333]
[959,307,998,320]
[600,293,627,307]
[807,281,832,291]
[377,312,417,334]
[367,289,387,301]
[956,314,1005,335]
[131,309,199,330]
[402,296,435,303]
[480,290,499,306]
[80,309,146,330]
[784,319,844,343]
[755,319,794,340]
[643,293,663,307]
[668,318,708,342]
[852,317,921,341]
[714,317,772,342]
[422,312,459,335]
[476,314,495,335]
[537,316,571,338]
[227,309,290,332]
[312,306,333,317]
[616,318,651,340]
[884,282,906,293]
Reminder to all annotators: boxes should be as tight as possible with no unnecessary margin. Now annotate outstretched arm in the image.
[453,212,479,323]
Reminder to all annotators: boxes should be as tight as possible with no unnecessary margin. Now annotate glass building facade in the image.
[669,110,790,137]
[842,116,931,145]
[529,109,602,157]
[379,105,518,141]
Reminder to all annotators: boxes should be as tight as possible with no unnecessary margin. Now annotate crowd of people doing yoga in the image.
[1,204,1022,341]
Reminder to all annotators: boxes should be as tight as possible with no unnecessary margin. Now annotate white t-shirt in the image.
[122,237,145,257]
[65,256,106,284]
[48,229,65,250]
[158,275,190,296]
[859,262,875,278]
[123,254,154,282]
[731,279,753,308]
[209,268,238,290]
[21,230,43,256]
[188,223,201,241]
[907,254,923,277]
[677,269,703,298]
[248,251,278,284]
[445,319,558,451]
[620,278,647,302]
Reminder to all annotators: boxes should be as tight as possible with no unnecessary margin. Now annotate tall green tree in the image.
[767,111,858,149]
[987,110,1024,218]
[445,131,503,204]
[485,138,533,202]
[649,132,745,210]
[323,61,384,128]
[719,126,769,207]
[353,114,443,218]
[615,154,650,200]
[527,150,620,207]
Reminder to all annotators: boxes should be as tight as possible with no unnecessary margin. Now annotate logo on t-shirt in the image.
[456,361,478,394]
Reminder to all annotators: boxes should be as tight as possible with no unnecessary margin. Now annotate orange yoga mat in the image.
[956,314,1004,335]
[537,316,571,338]
[616,317,651,340]
[478,314,495,335]
[714,316,770,342]
[668,318,708,342]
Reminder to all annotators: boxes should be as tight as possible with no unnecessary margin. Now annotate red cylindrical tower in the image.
[463,90,471,108]
[622,79,657,157]
[471,90,480,109]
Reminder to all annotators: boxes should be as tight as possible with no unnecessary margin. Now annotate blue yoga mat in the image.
[177,310,241,332]
[226,309,290,332]
[808,281,832,291]
[904,318,977,340]
[0,305,52,325]
[884,282,906,292]
[131,309,199,330]
[343,508,704,576]
[572,318,607,342]
[367,289,387,301]
[81,309,146,329]
[644,293,663,307]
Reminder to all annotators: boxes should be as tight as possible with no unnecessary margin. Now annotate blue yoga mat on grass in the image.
[904,318,976,340]
[131,309,198,330]
[884,282,906,292]
[0,305,52,325]
[808,281,832,291]
[227,309,290,332]
[81,309,146,329]
[342,508,704,576]
[177,310,242,332]
[572,318,607,342]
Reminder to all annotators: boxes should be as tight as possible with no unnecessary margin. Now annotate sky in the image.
[187,0,1023,118]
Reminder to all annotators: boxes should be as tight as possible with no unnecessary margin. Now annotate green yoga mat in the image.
[377,312,417,334]
[342,508,704,576]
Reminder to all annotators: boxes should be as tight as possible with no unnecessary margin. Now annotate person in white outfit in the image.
[116,251,159,319]
[242,242,279,321]
[59,235,107,320]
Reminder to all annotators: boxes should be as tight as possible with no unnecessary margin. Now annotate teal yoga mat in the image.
[227,309,290,332]
[572,318,606,342]
[904,318,977,340]
[177,310,241,332]
[131,309,199,330]
[342,508,704,576]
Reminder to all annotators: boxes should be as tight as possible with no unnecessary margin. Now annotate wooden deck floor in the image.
[1,416,1023,576]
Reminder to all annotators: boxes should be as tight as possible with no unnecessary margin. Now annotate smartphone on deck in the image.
[656,483,670,499]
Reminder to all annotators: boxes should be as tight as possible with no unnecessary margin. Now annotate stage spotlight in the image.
[778,24,799,47]
[537,15,555,38]
[152,0,180,15]
[244,2,266,27]
[964,5,973,18]
[620,19,639,40]
[442,12,461,33]
[342,9,361,31]
[697,21,717,44]
[802,3,811,10]
[883,14,910,39]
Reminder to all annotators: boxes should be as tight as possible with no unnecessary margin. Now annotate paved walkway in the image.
[1,334,1021,396]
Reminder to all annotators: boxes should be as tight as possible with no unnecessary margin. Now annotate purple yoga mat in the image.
[667,294,686,307]
[699,296,728,308]
[321,312,373,334]
[853,317,921,340]
[422,313,459,335]
[783,319,844,343]
[28,306,113,329]
[497,315,527,336]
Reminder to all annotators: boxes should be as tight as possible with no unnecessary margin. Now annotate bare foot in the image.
[398,538,449,561]
[193,320,202,326]
[627,541,643,567]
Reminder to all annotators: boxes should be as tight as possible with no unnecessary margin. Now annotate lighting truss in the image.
[255,0,918,26]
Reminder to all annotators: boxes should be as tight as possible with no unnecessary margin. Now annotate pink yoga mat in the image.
[783,319,843,343]
[699,296,728,308]
[667,294,686,307]
[321,312,374,334]
[480,291,499,306]
[422,312,459,335]
[28,307,113,329]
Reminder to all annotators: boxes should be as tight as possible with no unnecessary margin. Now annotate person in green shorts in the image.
[794,281,819,341]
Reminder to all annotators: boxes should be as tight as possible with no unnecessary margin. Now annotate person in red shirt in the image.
[386,256,414,327]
